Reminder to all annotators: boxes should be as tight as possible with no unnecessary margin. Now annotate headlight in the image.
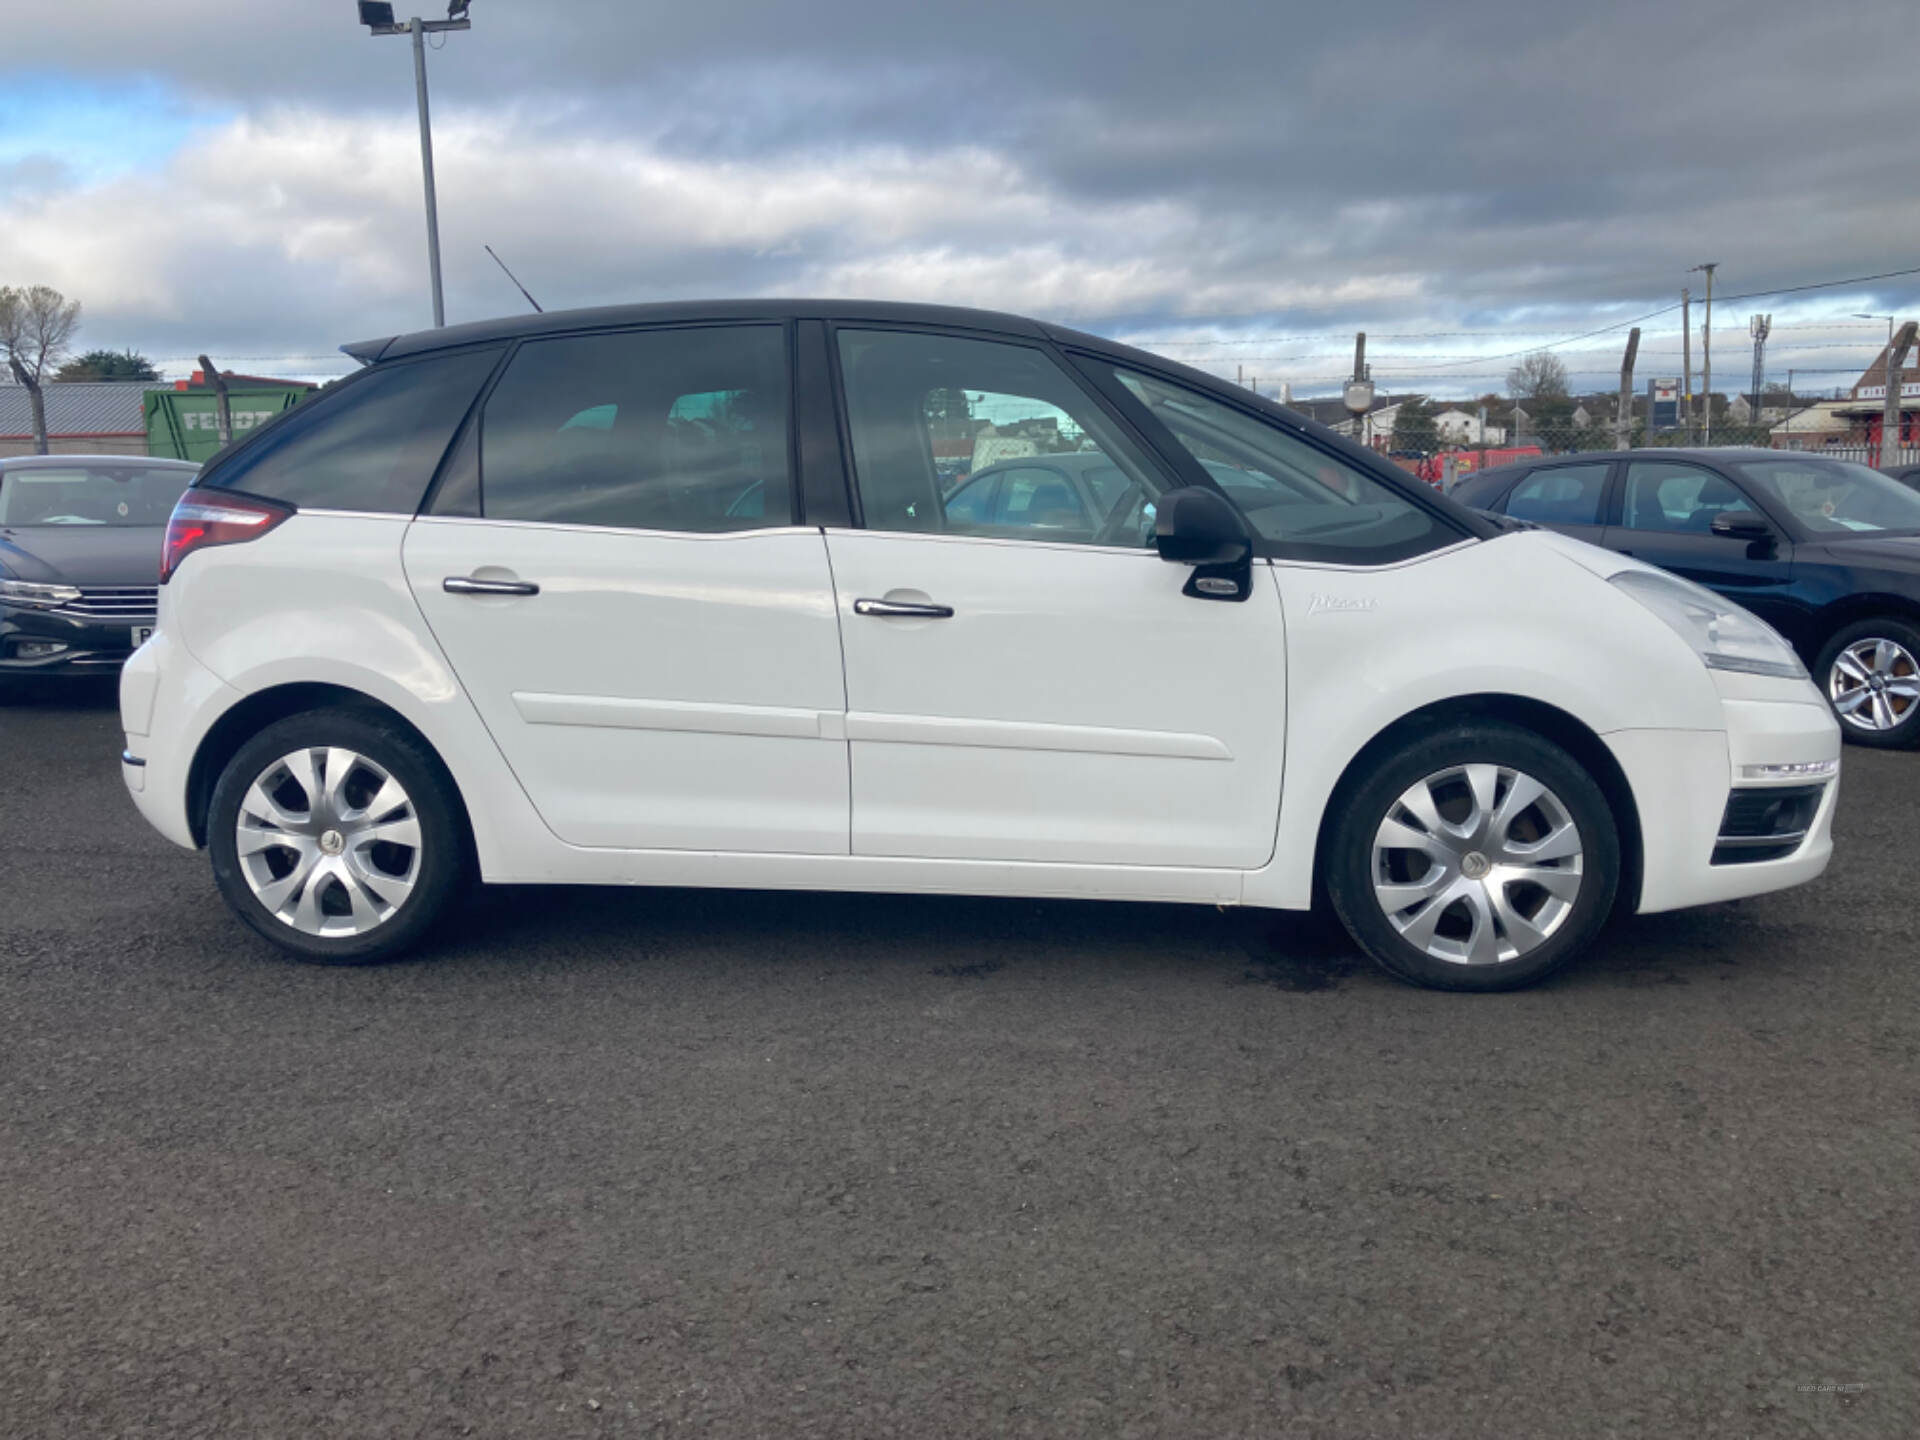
[1609,569,1806,680]
[0,579,83,610]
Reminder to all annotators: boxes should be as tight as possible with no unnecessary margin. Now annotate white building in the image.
[1432,408,1507,446]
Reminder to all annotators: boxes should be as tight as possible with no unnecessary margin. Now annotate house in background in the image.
[1431,408,1507,446]
[0,381,168,458]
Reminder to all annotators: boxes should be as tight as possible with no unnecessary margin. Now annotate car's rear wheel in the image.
[1326,722,1620,992]
[207,708,468,964]
[1816,617,1920,749]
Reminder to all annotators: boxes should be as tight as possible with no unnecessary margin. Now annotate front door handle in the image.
[443,575,540,597]
[853,596,954,619]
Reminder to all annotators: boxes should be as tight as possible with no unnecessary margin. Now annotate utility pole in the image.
[1748,314,1771,424]
[1680,287,1694,444]
[1615,327,1641,449]
[1691,263,1718,444]
[1342,332,1374,448]
[359,3,473,328]
[196,354,232,446]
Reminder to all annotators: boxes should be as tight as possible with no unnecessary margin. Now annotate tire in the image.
[206,707,469,964]
[1325,721,1620,993]
[1814,617,1920,750]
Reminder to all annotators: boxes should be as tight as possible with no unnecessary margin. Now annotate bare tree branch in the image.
[0,284,83,454]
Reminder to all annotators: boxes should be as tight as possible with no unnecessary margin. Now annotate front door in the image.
[1603,459,1796,628]
[403,323,851,854]
[826,326,1286,868]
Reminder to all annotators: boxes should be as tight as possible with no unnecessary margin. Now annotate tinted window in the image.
[1622,462,1754,534]
[480,326,789,531]
[1109,368,1452,563]
[837,329,1165,548]
[0,464,195,526]
[204,348,500,513]
[1504,463,1609,526]
[1731,457,1920,535]
[941,473,999,525]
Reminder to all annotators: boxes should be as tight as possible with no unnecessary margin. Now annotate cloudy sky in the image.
[2,0,1915,399]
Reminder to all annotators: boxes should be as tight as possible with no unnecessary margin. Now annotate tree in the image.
[55,347,158,382]
[0,285,83,454]
[1505,349,1570,400]
[1389,396,1439,456]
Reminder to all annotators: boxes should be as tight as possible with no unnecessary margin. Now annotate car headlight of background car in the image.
[0,579,84,610]
[1609,568,1806,680]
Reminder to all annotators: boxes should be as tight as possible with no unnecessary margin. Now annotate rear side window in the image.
[203,348,500,513]
[476,325,790,532]
[1504,463,1609,525]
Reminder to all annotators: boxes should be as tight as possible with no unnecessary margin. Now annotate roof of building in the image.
[0,381,167,439]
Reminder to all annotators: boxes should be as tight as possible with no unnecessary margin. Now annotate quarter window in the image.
[1621,462,1754,533]
[1105,367,1452,563]
[202,347,502,514]
[479,326,790,531]
[1503,463,1609,526]
[836,329,1166,548]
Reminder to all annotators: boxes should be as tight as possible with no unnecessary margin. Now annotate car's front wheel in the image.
[1816,617,1920,749]
[207,707,468,964]
[1326,722,1620,992]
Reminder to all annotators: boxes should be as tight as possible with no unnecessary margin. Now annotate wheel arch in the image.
[1310,692,1644,913]
[185,681,477,864]
[1805,593,1920,659]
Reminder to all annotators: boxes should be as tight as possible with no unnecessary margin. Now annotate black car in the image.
[0,455,200,684]
[1454,448,1920,748]
[1888,462,1920,492]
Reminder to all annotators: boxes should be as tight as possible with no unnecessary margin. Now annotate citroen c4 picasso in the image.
[121,301,1841,991]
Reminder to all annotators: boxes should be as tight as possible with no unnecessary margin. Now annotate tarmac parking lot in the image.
[2,682,1915,1438]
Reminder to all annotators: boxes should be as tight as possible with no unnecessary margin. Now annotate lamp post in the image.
[357,1,473,328]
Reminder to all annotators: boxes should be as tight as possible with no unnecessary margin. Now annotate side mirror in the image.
[1154,486,1255,601]
[1710,511,1774,543]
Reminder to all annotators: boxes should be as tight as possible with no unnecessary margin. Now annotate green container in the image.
[145,387,307,462]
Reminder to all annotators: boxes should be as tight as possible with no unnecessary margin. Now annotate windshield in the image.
[1731,457,1920,535]
[0,464,197,527]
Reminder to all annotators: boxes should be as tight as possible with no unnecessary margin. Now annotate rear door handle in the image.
[443,575,540,596]
[853,597,954,619]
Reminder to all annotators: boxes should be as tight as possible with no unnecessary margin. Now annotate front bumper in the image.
[1608,687,1841,915]
[2,602,154,675]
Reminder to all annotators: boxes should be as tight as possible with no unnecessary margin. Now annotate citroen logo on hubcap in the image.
[1460,851,1491,880]
[319,829,345,856]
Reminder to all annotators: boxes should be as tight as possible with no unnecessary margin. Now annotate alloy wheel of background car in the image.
[235,747,422,938]
[208,707,468,964]
[1816,618,1920,750]
[1327,721,1619,992]
[1369,763,1584,967]
[1829,639,1919,736]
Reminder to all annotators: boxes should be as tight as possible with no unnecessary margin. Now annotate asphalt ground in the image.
[1,680,1915,1439]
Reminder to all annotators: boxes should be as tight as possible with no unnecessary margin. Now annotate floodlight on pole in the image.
[358,2,473,328]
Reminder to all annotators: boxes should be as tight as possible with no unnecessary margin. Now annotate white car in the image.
[120,301,1840,991]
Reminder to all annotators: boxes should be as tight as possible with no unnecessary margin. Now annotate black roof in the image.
[345,298,1059,364]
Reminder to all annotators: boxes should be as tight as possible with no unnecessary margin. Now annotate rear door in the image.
[825,326,1287,868]
[1496,460,1613,546]
[403,323,851,854]
[1601,459,1796,624]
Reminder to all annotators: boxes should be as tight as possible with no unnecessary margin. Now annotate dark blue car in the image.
[1454,448,1920,748]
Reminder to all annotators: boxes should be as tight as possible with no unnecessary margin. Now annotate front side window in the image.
[1504,463,1609,526]
[0,464,196,527]
[203,347,502,513]
[1108,368,1451,562]
[480,326,790,532]
[1621,462,1754,534]
[836,329,1166,547]
[1731,457,1920,535]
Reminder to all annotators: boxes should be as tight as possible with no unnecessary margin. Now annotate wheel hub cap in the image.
[234,747,423,938]
[1370,763,1585,967]
[1830,637,1919,733]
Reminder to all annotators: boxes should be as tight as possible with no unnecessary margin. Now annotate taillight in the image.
[160,488,293,583]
